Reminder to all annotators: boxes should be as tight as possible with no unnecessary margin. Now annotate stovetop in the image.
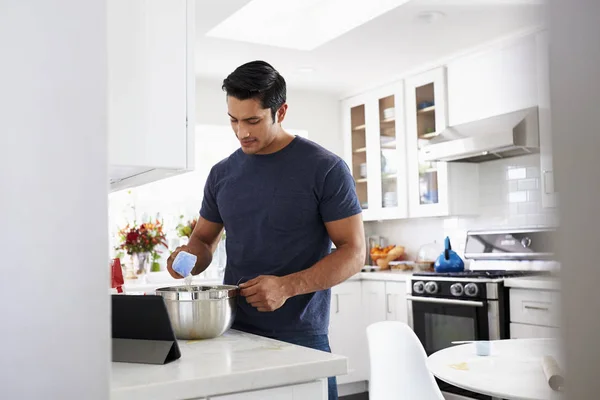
[413,270,549,279]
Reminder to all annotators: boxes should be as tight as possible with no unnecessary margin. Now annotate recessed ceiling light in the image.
[415,10,446,24]
[297,66,315,73]
[206,0,412,51]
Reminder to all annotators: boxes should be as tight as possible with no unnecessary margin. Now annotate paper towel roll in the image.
[542,355,565,391]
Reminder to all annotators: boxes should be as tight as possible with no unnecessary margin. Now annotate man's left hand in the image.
[239,275,292,312]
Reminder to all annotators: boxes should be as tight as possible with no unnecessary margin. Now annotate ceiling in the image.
[195,0,546,97]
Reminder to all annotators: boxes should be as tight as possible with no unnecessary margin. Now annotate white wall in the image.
[196,77,343,156]
[365,154,558,260]
[109,125,239,273]
[550,0,600,397]
[0,1,109,399]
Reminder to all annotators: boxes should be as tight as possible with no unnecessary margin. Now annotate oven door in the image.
[408,296,494,400]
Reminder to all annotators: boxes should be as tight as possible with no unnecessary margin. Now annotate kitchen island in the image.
[111,329,347,400]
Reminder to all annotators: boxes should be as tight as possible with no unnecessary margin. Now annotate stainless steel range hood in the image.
[420,107,540,163]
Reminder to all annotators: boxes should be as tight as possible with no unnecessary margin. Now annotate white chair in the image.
[366,321,445,400]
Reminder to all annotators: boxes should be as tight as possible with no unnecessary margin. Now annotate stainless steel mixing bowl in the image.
[155,285,238,340]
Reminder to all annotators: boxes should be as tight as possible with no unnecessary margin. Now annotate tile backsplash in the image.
[478,153,556,228]
[365,154,558,260]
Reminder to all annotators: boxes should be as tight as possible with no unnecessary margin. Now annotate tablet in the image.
[111,294,181,364]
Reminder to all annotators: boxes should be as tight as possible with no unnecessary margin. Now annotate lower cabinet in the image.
[510,322,560,339]
[329,281,365,384]
[385,281,409,323]
[509,288,561,339]
[329,279,410,386]
[362,280,409,325]
[208,380,326,400]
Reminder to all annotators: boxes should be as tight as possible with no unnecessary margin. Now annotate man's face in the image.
[227,97,281,155]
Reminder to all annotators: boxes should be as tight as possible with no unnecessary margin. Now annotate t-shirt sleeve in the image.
[319,160,363,223]
[199,168,223,224]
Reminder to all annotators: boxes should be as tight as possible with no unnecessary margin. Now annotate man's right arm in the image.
[166,217,224,278]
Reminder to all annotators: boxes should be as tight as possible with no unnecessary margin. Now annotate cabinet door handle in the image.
[543,170,554,194]
[335,294,340,313]
[386,294,392,314]
[524,305,549,312]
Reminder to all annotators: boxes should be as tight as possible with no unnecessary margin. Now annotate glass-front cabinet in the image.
[342,83,407,221]
[343,68,477,221]
[405,67,451,217]
[348,102,369,210]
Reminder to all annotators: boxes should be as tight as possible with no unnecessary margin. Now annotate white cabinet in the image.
[209,380,326,400]
[447,31,557,209]
[359,280,410,382]
[447,35,538,126]
[329,281,366,384]
[510,323,560,339]
[509,288,560,328]
[509,287,561,339]
[361,280,409,324]
[405,67,479,218]
[362,281,387,326]
[107,0,195,191]
[341,66,479,221]
[342,83,408,221]
[385,281,408,324]
[329,279,411,386]
[535,31,557,209]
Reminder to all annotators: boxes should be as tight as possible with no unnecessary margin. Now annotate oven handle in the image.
[406,295,485,307]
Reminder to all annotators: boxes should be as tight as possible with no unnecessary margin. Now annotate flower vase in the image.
[123,254,137,280]
[133,252,150,277]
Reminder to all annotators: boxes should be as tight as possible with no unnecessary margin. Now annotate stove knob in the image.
[425,281,439,294]
[413,281,425,294]
[464,283,479,297]
[450,283,464,296]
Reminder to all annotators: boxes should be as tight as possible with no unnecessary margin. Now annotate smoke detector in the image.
[415,10,446,24]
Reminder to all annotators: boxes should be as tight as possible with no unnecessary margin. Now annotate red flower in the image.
[116,218,168,256]
[126,230,139,243]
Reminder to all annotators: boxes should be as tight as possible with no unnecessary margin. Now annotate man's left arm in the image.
[240,214,365,312]
[282,214,365,295]
[240,160,366,312]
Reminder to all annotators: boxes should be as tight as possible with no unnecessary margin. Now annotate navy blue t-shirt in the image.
[200,136,362,338]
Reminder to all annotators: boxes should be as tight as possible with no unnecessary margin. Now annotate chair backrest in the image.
[366,321,445,400]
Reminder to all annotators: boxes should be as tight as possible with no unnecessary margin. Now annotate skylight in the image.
[206,0,411,51]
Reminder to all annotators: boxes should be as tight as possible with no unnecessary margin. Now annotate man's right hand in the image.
[166,245,191,279]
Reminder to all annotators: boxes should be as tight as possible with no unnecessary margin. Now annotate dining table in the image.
[426,338,564,400]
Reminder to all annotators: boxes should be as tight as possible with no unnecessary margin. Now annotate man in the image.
[167,60,365,400]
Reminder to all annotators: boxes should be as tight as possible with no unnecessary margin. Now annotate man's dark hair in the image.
[222,60,286,122]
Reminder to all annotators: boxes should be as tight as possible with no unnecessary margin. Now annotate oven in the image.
[410,296,495,354]
[408,279,506,400]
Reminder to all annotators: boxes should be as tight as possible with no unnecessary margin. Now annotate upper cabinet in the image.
[534,31,557,209]
[341,30,555,221]
[404,67,479,218]
[107,0,195,191]
[446,35,538,126]
[344,96,369,212]
[343,83,408,221]
[446,32,557,209]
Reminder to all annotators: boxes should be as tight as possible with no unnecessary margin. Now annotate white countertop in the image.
[504,276,561,291]
[121,270,413,295]
[111,330,347,400]
[427,338,563,400]
[359,270,414,282]
[118,271,223,294]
